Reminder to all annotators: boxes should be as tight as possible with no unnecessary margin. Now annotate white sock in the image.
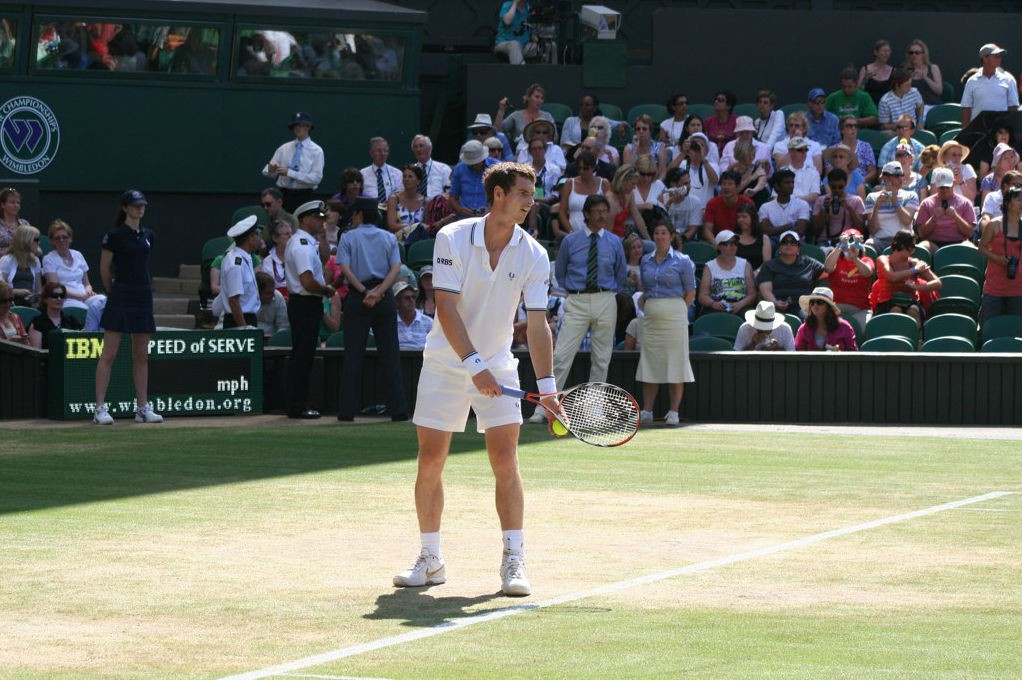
[502,529,524,555]
[420,531,441,559]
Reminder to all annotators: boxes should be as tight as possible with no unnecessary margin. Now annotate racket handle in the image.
[500,385,526,399]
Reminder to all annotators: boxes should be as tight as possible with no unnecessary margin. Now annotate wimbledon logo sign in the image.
[1,96,60,175]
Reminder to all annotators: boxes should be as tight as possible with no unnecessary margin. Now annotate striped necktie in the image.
[418,162,429,196]
[376,167,386,204]
[586,232,599,291]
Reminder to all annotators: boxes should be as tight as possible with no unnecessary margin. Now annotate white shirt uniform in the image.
[212,246,259,316]
[961,69,1020,121]
[262,137,324,190]
[417,159,453,200]
[284,228,325,296]
[424,217,550,371]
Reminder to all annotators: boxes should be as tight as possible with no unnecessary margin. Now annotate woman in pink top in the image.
[978,186,1022,326]
[704,90,737,155]
[794,287,858,351]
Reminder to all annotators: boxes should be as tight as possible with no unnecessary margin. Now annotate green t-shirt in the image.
[825,89,878,120]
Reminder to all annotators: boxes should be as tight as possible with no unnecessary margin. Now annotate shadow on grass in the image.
[0,422,531,516]
[364,588,508,627]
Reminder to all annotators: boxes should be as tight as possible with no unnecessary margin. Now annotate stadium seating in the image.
[933,244,985,283]
[325,331,345,348]
[921,335,974,353]
[406,239,435,270]
[266,329,291,347]
[980,315,1022,345]
[923,312,977,346]
[199,235,233,307]
[541,102,573,128]
[626,104,669,130]
[692,312,743,342]
[780,102,807,117]
[599,103,624,121]
[924,103,963,138]
[801,242,826,264]
[881,244,931,265]
[939,128,961,144]
[981,336,1022,353]
[64,306,87,327]
[865,312,918,348]
[784,313,802,337]
[11,305,39,328]
[687,103,715,119]
[912,129,937,147]
[733,103,759,118]
[860,335,916,352]
[689,335,733,352]
[930,274,981,318]
[857,129,887,158]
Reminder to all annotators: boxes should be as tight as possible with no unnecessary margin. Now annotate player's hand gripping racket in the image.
[501,382,641,447]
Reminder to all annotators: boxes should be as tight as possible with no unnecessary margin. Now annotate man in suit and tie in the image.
[410,134,452,200]
[361,137,404,206]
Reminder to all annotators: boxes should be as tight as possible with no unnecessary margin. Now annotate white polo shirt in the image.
[759,196,811,229]
[424,216,550,371]
[961,69,1020,121]
[283,228,325,296]
[213,246,260,315]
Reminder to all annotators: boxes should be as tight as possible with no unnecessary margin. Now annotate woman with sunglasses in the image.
[27,281,82,349]
[329,166,366,231]
[903,39,944,115]
[698,229,756,317]
[795,287,858,351]
[0,187,29,256]
[977,186,1022,325]
[623,114,667,180]
[42,220,101,311]
[705,91,738,155]
[839,116,878,186]
[0,279,29,344]
[0,224,42,306]
[93,190,162,425]
[868,229,941,327]
[559,150,611,234]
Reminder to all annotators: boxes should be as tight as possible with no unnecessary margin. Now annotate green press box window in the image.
[235,28,404,82]
[33,19,220,75]
[1,17,17,70]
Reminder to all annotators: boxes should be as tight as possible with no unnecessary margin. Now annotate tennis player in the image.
[394,162,562,597]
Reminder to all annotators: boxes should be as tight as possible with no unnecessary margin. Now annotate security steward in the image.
[336,199,408,422]
[213,215,263,329]
[284,200,335,419]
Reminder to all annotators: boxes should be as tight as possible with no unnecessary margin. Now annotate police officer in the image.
[336,199,408,421]
[284,200,335,419]
[214,215,262,328]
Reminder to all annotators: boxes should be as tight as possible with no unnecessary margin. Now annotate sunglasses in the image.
[907,50,923,54]
[47,293,67,299]
[32,237,40,242]
[780,239,799,246]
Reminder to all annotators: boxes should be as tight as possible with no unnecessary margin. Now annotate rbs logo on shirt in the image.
[436,256,453,266]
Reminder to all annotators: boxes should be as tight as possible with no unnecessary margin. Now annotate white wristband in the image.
[536,377,557,395]
[462,352,487,376]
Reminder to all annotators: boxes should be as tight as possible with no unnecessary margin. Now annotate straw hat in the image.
[799,286,841,316]
[937,140,970,165]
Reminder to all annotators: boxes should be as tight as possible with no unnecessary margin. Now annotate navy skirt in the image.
[100,285,156,333]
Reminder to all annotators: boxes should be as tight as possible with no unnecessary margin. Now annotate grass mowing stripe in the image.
[221,490,1012,680]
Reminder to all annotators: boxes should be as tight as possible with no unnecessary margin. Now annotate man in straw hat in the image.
[733,300,795,351]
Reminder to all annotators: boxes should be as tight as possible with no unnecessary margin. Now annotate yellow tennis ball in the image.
[552,419,569,437]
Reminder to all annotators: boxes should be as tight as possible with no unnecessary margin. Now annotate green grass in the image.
[0,423,1018,679]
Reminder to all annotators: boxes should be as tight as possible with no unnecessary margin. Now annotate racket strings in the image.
[560,384,639,447]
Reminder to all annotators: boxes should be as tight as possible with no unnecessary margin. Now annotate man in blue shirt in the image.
[493,0,540,65]
[549,195,626,395]
[450,140,498,218]
[336,200,408,421]
[806,88,841,149]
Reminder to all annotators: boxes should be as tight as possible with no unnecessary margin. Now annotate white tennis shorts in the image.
[413,359,522,433]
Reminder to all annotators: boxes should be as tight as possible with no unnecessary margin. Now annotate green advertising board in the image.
[47,329,263,420]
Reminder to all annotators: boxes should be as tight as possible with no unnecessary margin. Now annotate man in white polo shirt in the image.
[961,43,1020,125]
[394,162,562,598]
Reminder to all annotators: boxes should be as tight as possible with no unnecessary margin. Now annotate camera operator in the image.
[977,186,1022,326]
[494,0,541,65]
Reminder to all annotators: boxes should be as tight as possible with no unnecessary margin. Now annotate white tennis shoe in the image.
[527,410,547,424]
[664,411,680,426]
[93,404,114,425]
[135,403,164,423]
[639,410,653,425]
[500,550,531,597]
[393,550,446,587]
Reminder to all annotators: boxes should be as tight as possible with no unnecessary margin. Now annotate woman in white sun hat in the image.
[794,286,858,351]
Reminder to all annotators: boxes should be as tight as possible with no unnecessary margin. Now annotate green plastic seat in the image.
[937,274,981,305]
[857,129,887,158]
[780,102,807,118]
[923,313,977,345]
[266,329,292,347]
[912,129,937,147]
[733,103,759,119]
[682,240,717,266]
[865,312,918,348]
[801,242,826,264]
[626,104,669,132]
[860,335,916,352]
[934,244,985,281]
[64,306,87,327]
[881,245,931,265]
[924,103,963,137]
[784,313,802,338]
[598,103,624,122]
[692,312,743,342]
[980,315,1022,344]
[981,336,1022,353]
[921,335,974,353]
[325,331,345,348]
[406,239,435,270]
[687,103,715,120]
[541,102,573,127]
[11,305,39,328]
[938,128,961,144]
[689,335,733,352]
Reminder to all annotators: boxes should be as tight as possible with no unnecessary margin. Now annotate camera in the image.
[941,199,948,210]
[830,197,841,215]
[664,186,689,198]
[1007,256,1019,280]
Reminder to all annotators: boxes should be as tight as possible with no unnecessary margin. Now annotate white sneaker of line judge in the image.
[135,403,164,423]
[500,550,531,597]
[93,403,114,425]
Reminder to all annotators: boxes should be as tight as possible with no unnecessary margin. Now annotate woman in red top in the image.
[822,228,875,331]
[868,229,942,326]
[978,186,1022,326]
[704,90,737,155]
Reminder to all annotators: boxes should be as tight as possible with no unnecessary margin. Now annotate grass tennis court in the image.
[1,420,1019,679]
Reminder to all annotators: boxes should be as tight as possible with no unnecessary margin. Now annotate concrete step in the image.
[155,313,196,329]
[153,295,191,314]
[152,276,199,295]
[178,264,201,279]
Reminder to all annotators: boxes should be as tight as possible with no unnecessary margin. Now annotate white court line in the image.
[223,490,1013,680]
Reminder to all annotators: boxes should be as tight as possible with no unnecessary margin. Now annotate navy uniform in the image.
[336,200,408,421]
[284,200,334,419]
[100,190,156,333]
[213,215,261,328]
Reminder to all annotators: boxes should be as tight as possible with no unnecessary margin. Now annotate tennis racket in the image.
[501,382,640,447]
